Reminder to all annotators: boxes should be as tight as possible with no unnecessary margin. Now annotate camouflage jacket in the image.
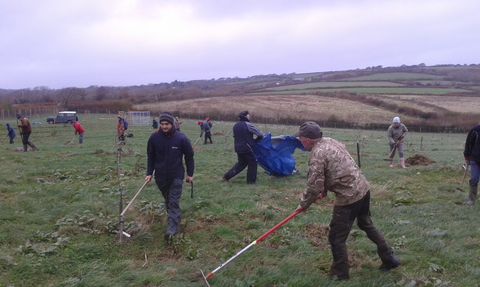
[299,137,370,208]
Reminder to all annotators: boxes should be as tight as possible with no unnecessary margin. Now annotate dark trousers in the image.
[204,131,212,144]
[155,178,183,236]
[223,151,257,184]
[21,132,35,151]
[328,191,393,279]
[9,137,14,144]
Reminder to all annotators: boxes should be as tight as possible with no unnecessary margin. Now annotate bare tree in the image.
[95,86,108,101]
[33,86,55,102]
[56,87,86,109]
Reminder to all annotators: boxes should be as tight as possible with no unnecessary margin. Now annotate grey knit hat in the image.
[159,112,175,125]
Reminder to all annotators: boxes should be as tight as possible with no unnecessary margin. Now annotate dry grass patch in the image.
[377,94,480,113]
[135,95,405,125]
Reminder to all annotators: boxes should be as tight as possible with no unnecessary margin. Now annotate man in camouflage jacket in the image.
[294,121,400,280]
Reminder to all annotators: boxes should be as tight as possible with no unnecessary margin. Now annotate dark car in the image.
[46,111,78,124]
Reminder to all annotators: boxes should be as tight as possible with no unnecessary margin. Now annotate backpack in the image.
[124,120,129,130]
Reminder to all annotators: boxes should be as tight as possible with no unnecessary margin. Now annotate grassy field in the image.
[261,82,406,91]
[346,73,445,81]
[254,87,472,95]
[0,114,478,286]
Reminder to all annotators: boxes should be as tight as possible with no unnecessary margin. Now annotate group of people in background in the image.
[5,114,38,151]
[4,114,85,150]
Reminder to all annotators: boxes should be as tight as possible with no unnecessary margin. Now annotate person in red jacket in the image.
[72,121,85,144]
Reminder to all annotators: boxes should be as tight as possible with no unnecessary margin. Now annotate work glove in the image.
[465,157,470,165]
[397,136,403,141]
[255,135,264,143]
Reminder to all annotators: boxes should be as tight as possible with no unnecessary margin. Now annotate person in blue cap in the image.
[6,123,16,144]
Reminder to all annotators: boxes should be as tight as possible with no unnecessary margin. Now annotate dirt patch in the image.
[213,132,224,136]
[405,153,435,166]
[303,222,330,249]
[58,152,72,157]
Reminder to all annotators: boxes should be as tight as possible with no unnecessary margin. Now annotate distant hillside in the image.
[1,63,479,132]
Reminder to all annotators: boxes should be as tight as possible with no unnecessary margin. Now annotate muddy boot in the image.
[400,158,406,168]
[164,217,179,242]
[29,144,37,151]
[379,252,401,271]
[464,181,478,205]
[389,158,393,168]
[23,144,28,152]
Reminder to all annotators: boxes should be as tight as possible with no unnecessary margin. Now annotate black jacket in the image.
[233,114,263,153]
[146,126,194,182]
[464,124,480,162]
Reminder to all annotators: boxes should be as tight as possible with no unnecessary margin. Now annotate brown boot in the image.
[23,145,28,152]
[400,158,406,168]
[29,144,37,151]
[464,181,478,205]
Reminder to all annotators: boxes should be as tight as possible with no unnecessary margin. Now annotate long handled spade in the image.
[193,136,202,147]
[461,163,469,187]
[118,172,154,242]
[388,141,399,158]
[383,141,399,161]
[201,193,325,285]
[65,135,76,145]
[201,210,301,285]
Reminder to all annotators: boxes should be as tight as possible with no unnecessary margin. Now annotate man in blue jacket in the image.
[223,111,263,184]
[464,122,480,205]
[6,123,16,144]
[198,120,213,144]
[145,111,194,240]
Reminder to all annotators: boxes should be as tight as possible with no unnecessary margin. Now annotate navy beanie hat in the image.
[159,112,175,125]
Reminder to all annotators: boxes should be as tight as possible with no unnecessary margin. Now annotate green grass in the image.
[0,114,477,286]
[347,72,445,81]
[252,87,472,95]
[262,81,406,91]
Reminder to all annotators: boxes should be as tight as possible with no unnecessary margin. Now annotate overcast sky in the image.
[1,0,478,90]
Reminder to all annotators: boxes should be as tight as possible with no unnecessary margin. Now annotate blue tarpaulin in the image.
[253,132,305,176]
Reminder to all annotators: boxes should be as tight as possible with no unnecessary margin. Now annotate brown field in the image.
[136,94,421,125]
[369,94,479,113]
